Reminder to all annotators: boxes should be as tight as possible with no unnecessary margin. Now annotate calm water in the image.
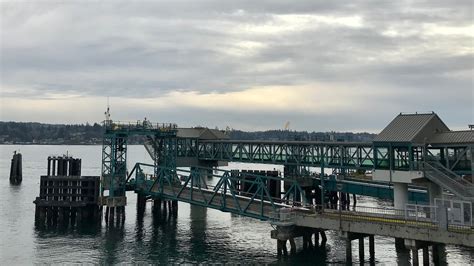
[0,145,472,265]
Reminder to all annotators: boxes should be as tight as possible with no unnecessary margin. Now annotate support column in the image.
[346,238,352,264]
[359,237,365,263]
[393,183,408,210]
[137,193,147,217]
[277,240,283,257]
[395,238,405,249]
[422,247,429,266]
[152,199,161,214]
[432,244,446,265]
[320,230,327,244]
[412,248,419,266]
[369,235,375,262]
[427,182,442,206]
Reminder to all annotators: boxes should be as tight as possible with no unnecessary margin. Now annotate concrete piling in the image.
[369,235,375,262]
[412,248,419,266]
[359,237,365,263]
[403,239,446,266]
[342,232,375,264]
[346,238,352,264]
[422,247,429,266]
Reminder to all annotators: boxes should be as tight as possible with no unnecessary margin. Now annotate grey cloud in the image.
[0,0,472,129]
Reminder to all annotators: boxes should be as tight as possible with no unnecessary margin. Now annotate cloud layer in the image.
[1,1,472,131]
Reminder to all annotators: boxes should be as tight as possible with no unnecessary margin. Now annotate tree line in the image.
[0,121,375,144]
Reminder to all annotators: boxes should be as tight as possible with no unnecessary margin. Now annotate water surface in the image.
[0,145,472,264]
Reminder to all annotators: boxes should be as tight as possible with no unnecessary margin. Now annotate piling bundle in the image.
[9,151,22,184]
[232,170,281,200]
[34,156,100,227]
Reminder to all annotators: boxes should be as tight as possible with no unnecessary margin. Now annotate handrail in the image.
[422,162,474,199]
[104,120,178,131]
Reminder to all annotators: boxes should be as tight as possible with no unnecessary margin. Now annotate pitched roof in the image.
[177,128,229,140]
[428,130,474,145]
[374,113,450,143]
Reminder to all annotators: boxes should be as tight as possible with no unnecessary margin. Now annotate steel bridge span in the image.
[100,112,474,265]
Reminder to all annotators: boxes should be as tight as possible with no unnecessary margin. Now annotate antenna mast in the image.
[104,97,111,126]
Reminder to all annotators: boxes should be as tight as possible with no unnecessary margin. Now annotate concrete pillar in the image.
[432,244,446,265]
[428,182,442,206]
[395,238,405,249]
[412,248,419,266]
[320,231,327,245]
[422,247,429,266]
[393,183,408,210]
[191,168,209,188]
[303,234,308,250]
[346,238,352,264]
[359,237,364,262]
[277,240,283,257]
[279,240,288,256]
[369,235,375,261]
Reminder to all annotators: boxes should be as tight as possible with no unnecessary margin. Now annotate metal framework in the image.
[99,118,472,219]
[100,120,177,205]
[130,163,307,220]
[176,140,471,174]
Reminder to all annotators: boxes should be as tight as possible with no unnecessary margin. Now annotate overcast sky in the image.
[0,1,472,132]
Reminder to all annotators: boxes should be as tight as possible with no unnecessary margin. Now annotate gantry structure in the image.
[100,112,473,218]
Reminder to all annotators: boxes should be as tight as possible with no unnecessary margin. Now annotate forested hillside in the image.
[0,122,375,144]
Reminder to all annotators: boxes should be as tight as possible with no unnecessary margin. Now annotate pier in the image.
[36,112,472,264]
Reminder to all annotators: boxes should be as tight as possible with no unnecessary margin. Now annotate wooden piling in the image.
[34,156,100,227]
[9,152,22,184]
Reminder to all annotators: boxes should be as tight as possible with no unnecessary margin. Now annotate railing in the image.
[104,120,178,132]
[131,164,308,220]
[269,208,297,225]
[297,203,474,233]
[422,161,474,199]
[405,204,438,224]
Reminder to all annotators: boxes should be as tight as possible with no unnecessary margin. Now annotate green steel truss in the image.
[101,120,178,202]
[175,140,471,174]
[101,132,128,197]
[100,120,471,214]
[130,163,307,220]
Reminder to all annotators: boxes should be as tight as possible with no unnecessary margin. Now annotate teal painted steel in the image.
[100,120,178,202]
[174,139,471,175]
[131,163,308,220]
[319,177,428,203]
[100,120,470,214]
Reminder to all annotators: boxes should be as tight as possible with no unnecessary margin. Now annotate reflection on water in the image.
[0,145,473,264]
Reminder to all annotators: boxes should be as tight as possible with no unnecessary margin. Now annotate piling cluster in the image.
[231,170,281,199]
[9,151,22,184]
[104,205,125,227]
[34,156,100,227]
[152,198,178,217]
[274,225,328,257]
[135,193,178,219]
[47,156,81,176]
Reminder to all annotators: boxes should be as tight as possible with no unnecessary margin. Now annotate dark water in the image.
[0,145,473,265]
